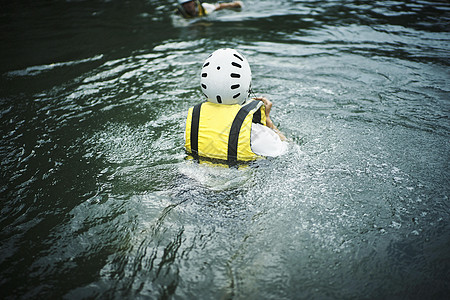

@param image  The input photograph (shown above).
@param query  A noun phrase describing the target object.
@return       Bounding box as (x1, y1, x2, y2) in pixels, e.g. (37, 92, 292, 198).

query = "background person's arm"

(215, 1, 243, 11)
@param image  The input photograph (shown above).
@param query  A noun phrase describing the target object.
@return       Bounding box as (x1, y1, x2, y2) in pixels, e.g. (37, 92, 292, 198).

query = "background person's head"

(178, 0, 197, 17)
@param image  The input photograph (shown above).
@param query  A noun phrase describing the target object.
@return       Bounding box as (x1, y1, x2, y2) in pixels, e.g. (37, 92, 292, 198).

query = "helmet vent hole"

(231, 84, 240, 89)
(216, 95, 222, 103)
(232, 62, 242, 68)
(201, 84, 207, 89)
(233, 93, 241, 99)
(230, 73, 240, 78)
(202, 73, 207, 77)
(233, 54, 243, 61)
(217, 66, 221, 70)
(203, 62, 210, 68)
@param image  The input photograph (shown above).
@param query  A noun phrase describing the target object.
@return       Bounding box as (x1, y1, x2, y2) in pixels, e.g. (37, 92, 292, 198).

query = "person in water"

(177, 0, 243, 18)
(185, 48, 287, 164)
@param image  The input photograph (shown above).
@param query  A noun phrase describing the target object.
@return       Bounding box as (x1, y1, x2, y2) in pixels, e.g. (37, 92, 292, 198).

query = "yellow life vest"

(185, 100, 267, 163)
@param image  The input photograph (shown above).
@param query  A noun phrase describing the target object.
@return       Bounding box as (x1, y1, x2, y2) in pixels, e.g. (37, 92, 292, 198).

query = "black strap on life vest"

(190, 102, 203, 158)
(252, 106, 262, 124)
(227, 100, 260, 163)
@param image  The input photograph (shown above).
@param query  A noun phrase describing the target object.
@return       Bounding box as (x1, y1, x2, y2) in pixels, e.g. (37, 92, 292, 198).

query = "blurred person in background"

(177, 0, 243, 18)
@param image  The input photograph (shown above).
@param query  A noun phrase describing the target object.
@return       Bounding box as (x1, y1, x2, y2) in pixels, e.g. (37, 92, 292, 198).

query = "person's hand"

(253, 96, 275, 129)
(253, 96, 272, 117)
(235, 1, 244, 8)
(253, 96, 287, 141)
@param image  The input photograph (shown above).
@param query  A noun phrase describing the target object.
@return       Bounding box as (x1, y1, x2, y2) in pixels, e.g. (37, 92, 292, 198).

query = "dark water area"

(1, 0, 449, 299)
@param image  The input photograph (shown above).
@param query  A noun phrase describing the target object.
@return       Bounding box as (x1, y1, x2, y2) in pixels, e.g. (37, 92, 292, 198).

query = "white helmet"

(178, 0, 192, 4)
(200, 48, 252, 105)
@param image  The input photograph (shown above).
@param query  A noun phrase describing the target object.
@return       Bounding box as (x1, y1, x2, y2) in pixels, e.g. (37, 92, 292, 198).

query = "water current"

(1, 0, 449, 299)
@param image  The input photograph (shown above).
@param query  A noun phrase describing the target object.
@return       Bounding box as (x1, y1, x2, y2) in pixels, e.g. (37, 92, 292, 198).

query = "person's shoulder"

(201, 2, 217, 13)
(251, 123, 279, 141)
(250, 123, 287, 157)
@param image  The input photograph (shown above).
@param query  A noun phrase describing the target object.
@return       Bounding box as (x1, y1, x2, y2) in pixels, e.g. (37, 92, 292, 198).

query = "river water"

(1, 0, 449, 299)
